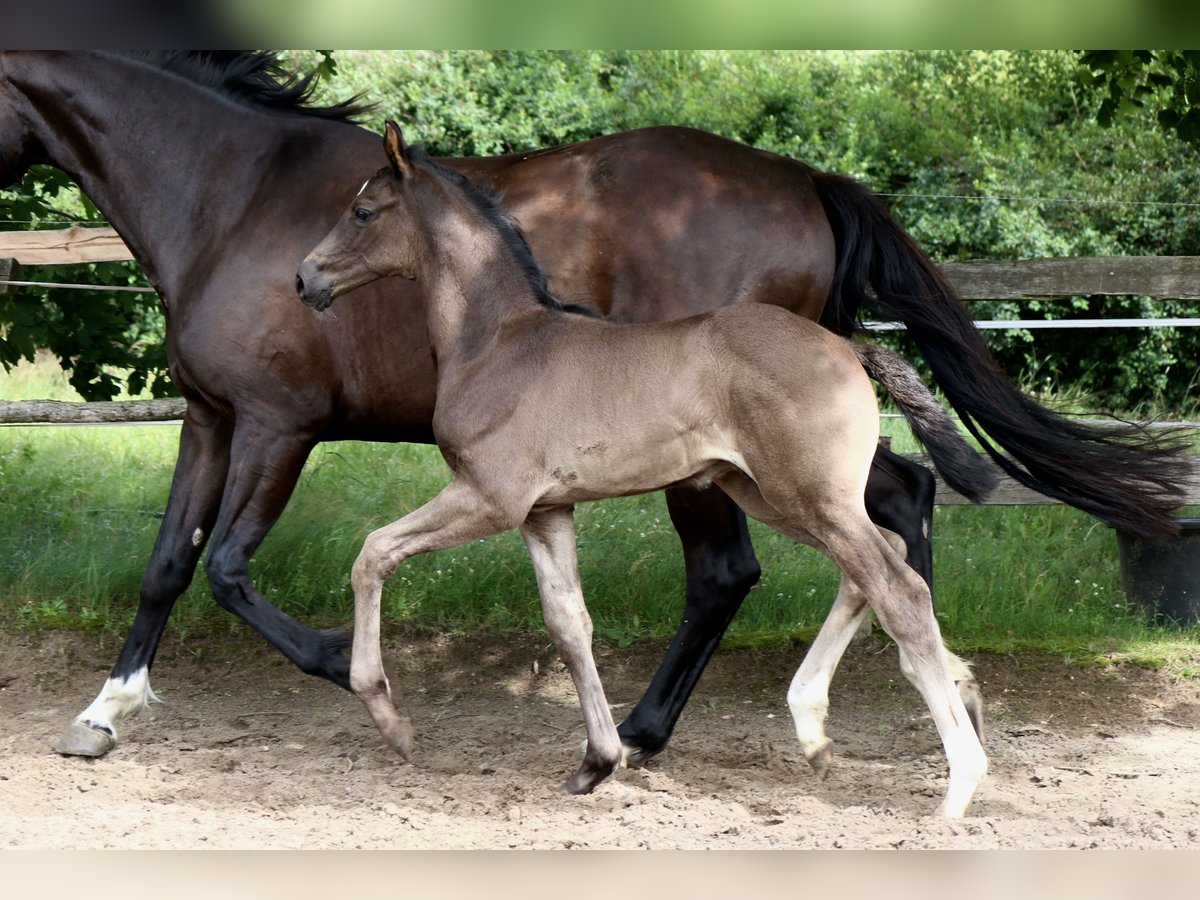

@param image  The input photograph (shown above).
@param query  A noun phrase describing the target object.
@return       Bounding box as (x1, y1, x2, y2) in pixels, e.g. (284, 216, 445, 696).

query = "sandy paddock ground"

(1, 628, 1198, 849)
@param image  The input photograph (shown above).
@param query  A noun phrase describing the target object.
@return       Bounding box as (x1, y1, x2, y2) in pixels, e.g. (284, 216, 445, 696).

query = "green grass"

(2, 356, 1198, 673)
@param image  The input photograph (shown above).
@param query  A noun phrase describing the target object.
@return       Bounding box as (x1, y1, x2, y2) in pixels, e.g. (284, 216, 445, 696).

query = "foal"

(297, 123, 992, 817)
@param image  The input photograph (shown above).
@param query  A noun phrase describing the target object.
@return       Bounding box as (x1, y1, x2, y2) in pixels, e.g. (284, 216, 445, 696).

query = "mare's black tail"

(813, 170, 1193, 539)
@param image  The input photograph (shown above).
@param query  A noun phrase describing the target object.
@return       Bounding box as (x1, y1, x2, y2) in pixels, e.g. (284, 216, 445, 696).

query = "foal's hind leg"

(785, 575, 871, 779)
(521, 507, 622, 794)
(825, 523, 988, 817)
(715, 471, 986, 812)
(785, 527, 983, 773)
(866, 451, 985, 740)
(616, 447, 935, 766)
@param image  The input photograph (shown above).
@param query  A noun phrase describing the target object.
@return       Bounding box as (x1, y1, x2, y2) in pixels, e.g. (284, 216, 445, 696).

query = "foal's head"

(296, 121, 429, 311)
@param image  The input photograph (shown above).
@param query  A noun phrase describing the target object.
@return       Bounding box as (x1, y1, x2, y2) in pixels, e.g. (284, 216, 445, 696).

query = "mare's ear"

(384, 120, 414, 180)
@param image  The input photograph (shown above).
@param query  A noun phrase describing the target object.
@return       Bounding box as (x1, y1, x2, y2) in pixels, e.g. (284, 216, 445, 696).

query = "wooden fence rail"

(3, 228, 1200, 504)
(0, 226, 133, 266)
(0, 398, 186, 425)
(941, 256, 1200, 301)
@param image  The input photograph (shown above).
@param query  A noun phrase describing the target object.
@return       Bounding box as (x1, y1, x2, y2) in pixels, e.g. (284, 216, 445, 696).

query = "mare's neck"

(7, 52, 346, 302)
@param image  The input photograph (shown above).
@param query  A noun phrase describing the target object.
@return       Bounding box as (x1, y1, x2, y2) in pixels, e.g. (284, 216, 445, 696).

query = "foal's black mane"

(125, 51, 372, 123)
(408, 145, 599, 318)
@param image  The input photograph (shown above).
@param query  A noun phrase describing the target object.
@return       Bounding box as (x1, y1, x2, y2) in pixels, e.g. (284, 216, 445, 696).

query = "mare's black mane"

(409, 145, 599, 318)
(128, 52, 591, 315)
(126, 51, 373, 123)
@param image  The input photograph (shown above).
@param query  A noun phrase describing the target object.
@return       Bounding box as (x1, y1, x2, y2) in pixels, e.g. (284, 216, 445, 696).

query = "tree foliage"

(4, 51, 1199, 410)
(1, 167, 168, 400)
(321, 50, 1200, 412)
(1080, 50, 1200, 145)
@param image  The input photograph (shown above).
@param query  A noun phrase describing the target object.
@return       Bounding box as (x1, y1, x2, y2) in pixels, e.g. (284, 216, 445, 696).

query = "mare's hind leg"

(616, 483, 760, 765)
(866, 445, 935, 591)
(521, 507, 622, 794)
(56, 404, 231, 757)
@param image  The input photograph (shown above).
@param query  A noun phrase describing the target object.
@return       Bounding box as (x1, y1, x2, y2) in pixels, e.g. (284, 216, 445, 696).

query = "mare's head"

(1, 51, 370, 193)
(296, 121, 426, 311)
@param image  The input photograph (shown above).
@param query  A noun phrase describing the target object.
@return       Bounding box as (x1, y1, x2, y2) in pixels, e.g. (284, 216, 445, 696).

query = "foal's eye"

(353, 207, 374, 223)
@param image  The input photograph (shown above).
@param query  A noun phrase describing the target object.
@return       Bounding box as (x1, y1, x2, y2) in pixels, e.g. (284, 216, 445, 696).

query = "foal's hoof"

(382, 717, 414, 760)
(54, 721, 116, 758)
(804, 738, 833, 780)
(562, 761, 618, 796)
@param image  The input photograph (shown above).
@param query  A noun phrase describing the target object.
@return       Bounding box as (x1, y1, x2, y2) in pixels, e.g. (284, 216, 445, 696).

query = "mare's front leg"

(56, 402, 231, 757)
(201, 417, 353, 684)
(520, 507, 622, 794)
(349, 480, 515, 758)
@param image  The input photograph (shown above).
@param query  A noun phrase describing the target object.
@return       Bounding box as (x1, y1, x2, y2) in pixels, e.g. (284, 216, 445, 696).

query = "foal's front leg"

(349, 480, 513, 757)
(520, 506, 622, 794)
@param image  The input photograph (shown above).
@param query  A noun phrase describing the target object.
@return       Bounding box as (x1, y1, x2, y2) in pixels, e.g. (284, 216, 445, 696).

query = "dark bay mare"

(297, 122, 995, 815)
(0, 52, 1189, 762)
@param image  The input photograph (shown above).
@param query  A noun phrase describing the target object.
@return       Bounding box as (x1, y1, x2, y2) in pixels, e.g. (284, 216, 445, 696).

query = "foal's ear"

(384, 120, 414, 180)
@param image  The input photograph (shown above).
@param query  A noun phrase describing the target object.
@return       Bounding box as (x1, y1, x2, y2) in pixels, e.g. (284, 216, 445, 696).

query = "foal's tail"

(853, 343, 1000, 504)
(813, 170, 1194, 539)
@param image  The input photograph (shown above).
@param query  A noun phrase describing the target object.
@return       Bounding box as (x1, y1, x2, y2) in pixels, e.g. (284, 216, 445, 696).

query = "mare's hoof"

(957, 680, 985, 744)
(54, 721, 116, 758)
(804, 739, 833, 780)
(382, 717, 414, 760)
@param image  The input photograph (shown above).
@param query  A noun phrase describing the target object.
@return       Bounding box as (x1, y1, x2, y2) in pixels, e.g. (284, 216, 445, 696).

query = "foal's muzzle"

(296, 259, 335, 311)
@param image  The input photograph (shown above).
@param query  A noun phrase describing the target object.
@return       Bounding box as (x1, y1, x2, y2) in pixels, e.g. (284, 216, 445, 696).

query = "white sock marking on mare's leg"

(76, 667, 159, 738)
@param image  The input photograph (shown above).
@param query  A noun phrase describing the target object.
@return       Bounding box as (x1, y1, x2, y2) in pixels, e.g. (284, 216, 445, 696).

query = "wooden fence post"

(0, 256, 16, 295)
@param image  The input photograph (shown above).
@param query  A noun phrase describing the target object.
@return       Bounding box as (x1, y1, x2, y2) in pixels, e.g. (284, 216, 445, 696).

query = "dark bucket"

(1115, 518, 1200, 627)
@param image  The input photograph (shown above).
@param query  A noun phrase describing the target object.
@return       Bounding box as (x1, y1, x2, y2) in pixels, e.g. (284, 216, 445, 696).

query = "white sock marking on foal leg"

(786, 583, 869, 773)
(75, 667, 158, 738)
(787, 685, 831, 759)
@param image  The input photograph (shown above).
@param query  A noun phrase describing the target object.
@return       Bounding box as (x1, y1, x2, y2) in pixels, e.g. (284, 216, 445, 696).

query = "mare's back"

(454, 127, 837, 322)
